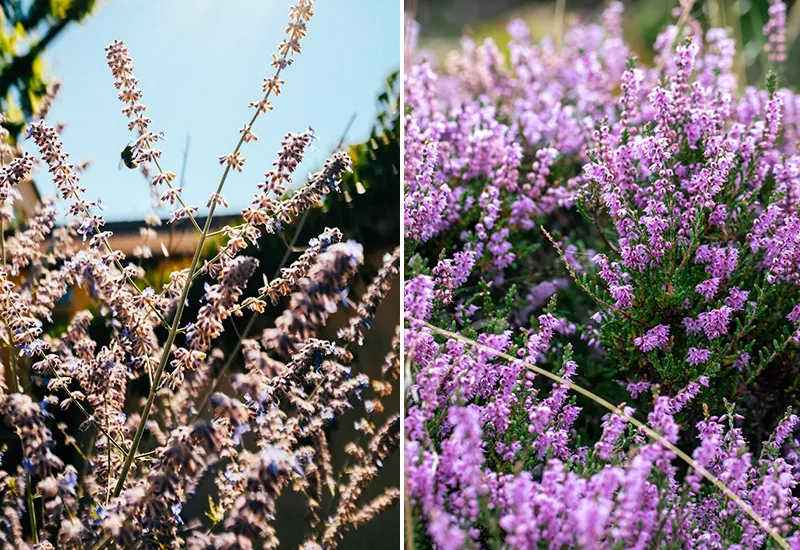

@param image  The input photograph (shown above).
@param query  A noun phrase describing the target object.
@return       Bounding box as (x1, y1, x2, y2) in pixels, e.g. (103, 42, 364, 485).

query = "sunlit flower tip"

(219, 151, 246, 172)
(206, 193, 229, 208)
(239, 125, 259, 142)
(278, 38, 303, 57)
(262, 76, 285, 95)
(169, 205, 199, 224)
(271, 54, 290, 70)
(289, 0, 314, 22)
(248, 99, 274, 113)
(160, 187, 182, 205)
(151, 171, 176, 187)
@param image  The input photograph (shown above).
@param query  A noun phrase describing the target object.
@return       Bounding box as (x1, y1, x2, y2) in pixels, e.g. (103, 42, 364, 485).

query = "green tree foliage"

(0, 0, 98, 141)
(325, 70, 400, 249)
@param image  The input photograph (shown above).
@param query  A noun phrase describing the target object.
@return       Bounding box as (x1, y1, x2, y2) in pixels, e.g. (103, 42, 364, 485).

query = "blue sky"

(27, 0, 400, 221)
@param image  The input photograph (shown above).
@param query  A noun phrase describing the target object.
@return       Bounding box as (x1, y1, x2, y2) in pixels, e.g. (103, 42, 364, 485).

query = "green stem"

(189, 109, 357, 422)
(26, 481, 37, 544)
(0, 218, 18, 392)
(111, 187, 219, 497)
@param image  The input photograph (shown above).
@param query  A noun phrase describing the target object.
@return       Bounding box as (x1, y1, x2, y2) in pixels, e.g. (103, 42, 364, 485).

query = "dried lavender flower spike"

(0, 0, 400, 547)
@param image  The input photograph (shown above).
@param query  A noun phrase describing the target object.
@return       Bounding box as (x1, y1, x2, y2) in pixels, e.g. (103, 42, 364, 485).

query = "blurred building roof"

(104, 214, 242, 257)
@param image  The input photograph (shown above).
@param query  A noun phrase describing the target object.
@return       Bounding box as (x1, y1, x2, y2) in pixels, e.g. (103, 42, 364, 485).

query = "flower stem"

(191, 208, 310, 422)
(26, 481, 37, 544)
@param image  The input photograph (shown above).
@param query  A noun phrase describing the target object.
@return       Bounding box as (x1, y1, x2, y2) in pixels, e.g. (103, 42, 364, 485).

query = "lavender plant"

(0, 1, 400, 548)
(405, 2, 800, 548)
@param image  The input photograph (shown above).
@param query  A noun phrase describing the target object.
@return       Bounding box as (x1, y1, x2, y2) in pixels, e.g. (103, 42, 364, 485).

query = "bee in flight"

(119, 144, 139, 169)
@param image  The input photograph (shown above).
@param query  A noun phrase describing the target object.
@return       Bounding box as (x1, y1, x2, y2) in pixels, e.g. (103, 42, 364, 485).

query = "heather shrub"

(406, 313, 800, 548)
(405, 3, 800, 405)
(0, 1, 400, 548)
(572, 42, 800, 408)
(405, 2, 800, 548)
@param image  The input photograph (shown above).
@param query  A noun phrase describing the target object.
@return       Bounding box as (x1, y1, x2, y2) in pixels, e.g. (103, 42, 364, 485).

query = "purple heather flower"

(633, 324, 670, 352)
(725, 287, 750, 311)
(733, 351, 752, 371)
(764, 0, 788, 65)
(432, 250, 476, 305)
(695, 277, 721, 301)
(686, 347, 712, 366)
(765, 412, 799, 452)
(697, 306, 733, 340)
(402, 7, 800, 548)
(404, 275, 435, 322)
(787, 304, 800, 324)
(427, 510, 467, 550)
(626, 380, 652, 399)
(595, 406, 635, 460)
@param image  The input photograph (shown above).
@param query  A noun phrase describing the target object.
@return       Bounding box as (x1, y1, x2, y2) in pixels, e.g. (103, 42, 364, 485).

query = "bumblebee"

(119, 144, 139, 169)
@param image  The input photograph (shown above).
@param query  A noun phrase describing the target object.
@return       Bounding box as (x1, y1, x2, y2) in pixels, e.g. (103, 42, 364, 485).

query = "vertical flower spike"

(339, 247, 400, 345)
(0, 152, 34, 204)
(107, 0, 325, 509)
(105, 40, 159, 163)
(764, 0, 788, 66)
(105, 39, 198, 224)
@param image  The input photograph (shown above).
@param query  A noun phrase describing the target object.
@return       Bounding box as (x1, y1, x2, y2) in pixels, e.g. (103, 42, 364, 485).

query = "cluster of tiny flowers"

(0, 1, 399, 548)
(406, 2, 800, 548)
(105, 38, 173, 193)
(633, 324, 670, 352)
(339, 248, 400, 345)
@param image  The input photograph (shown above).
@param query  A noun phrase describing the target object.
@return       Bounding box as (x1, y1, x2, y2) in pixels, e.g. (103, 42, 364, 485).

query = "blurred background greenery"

(411, 0, 799, 89)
